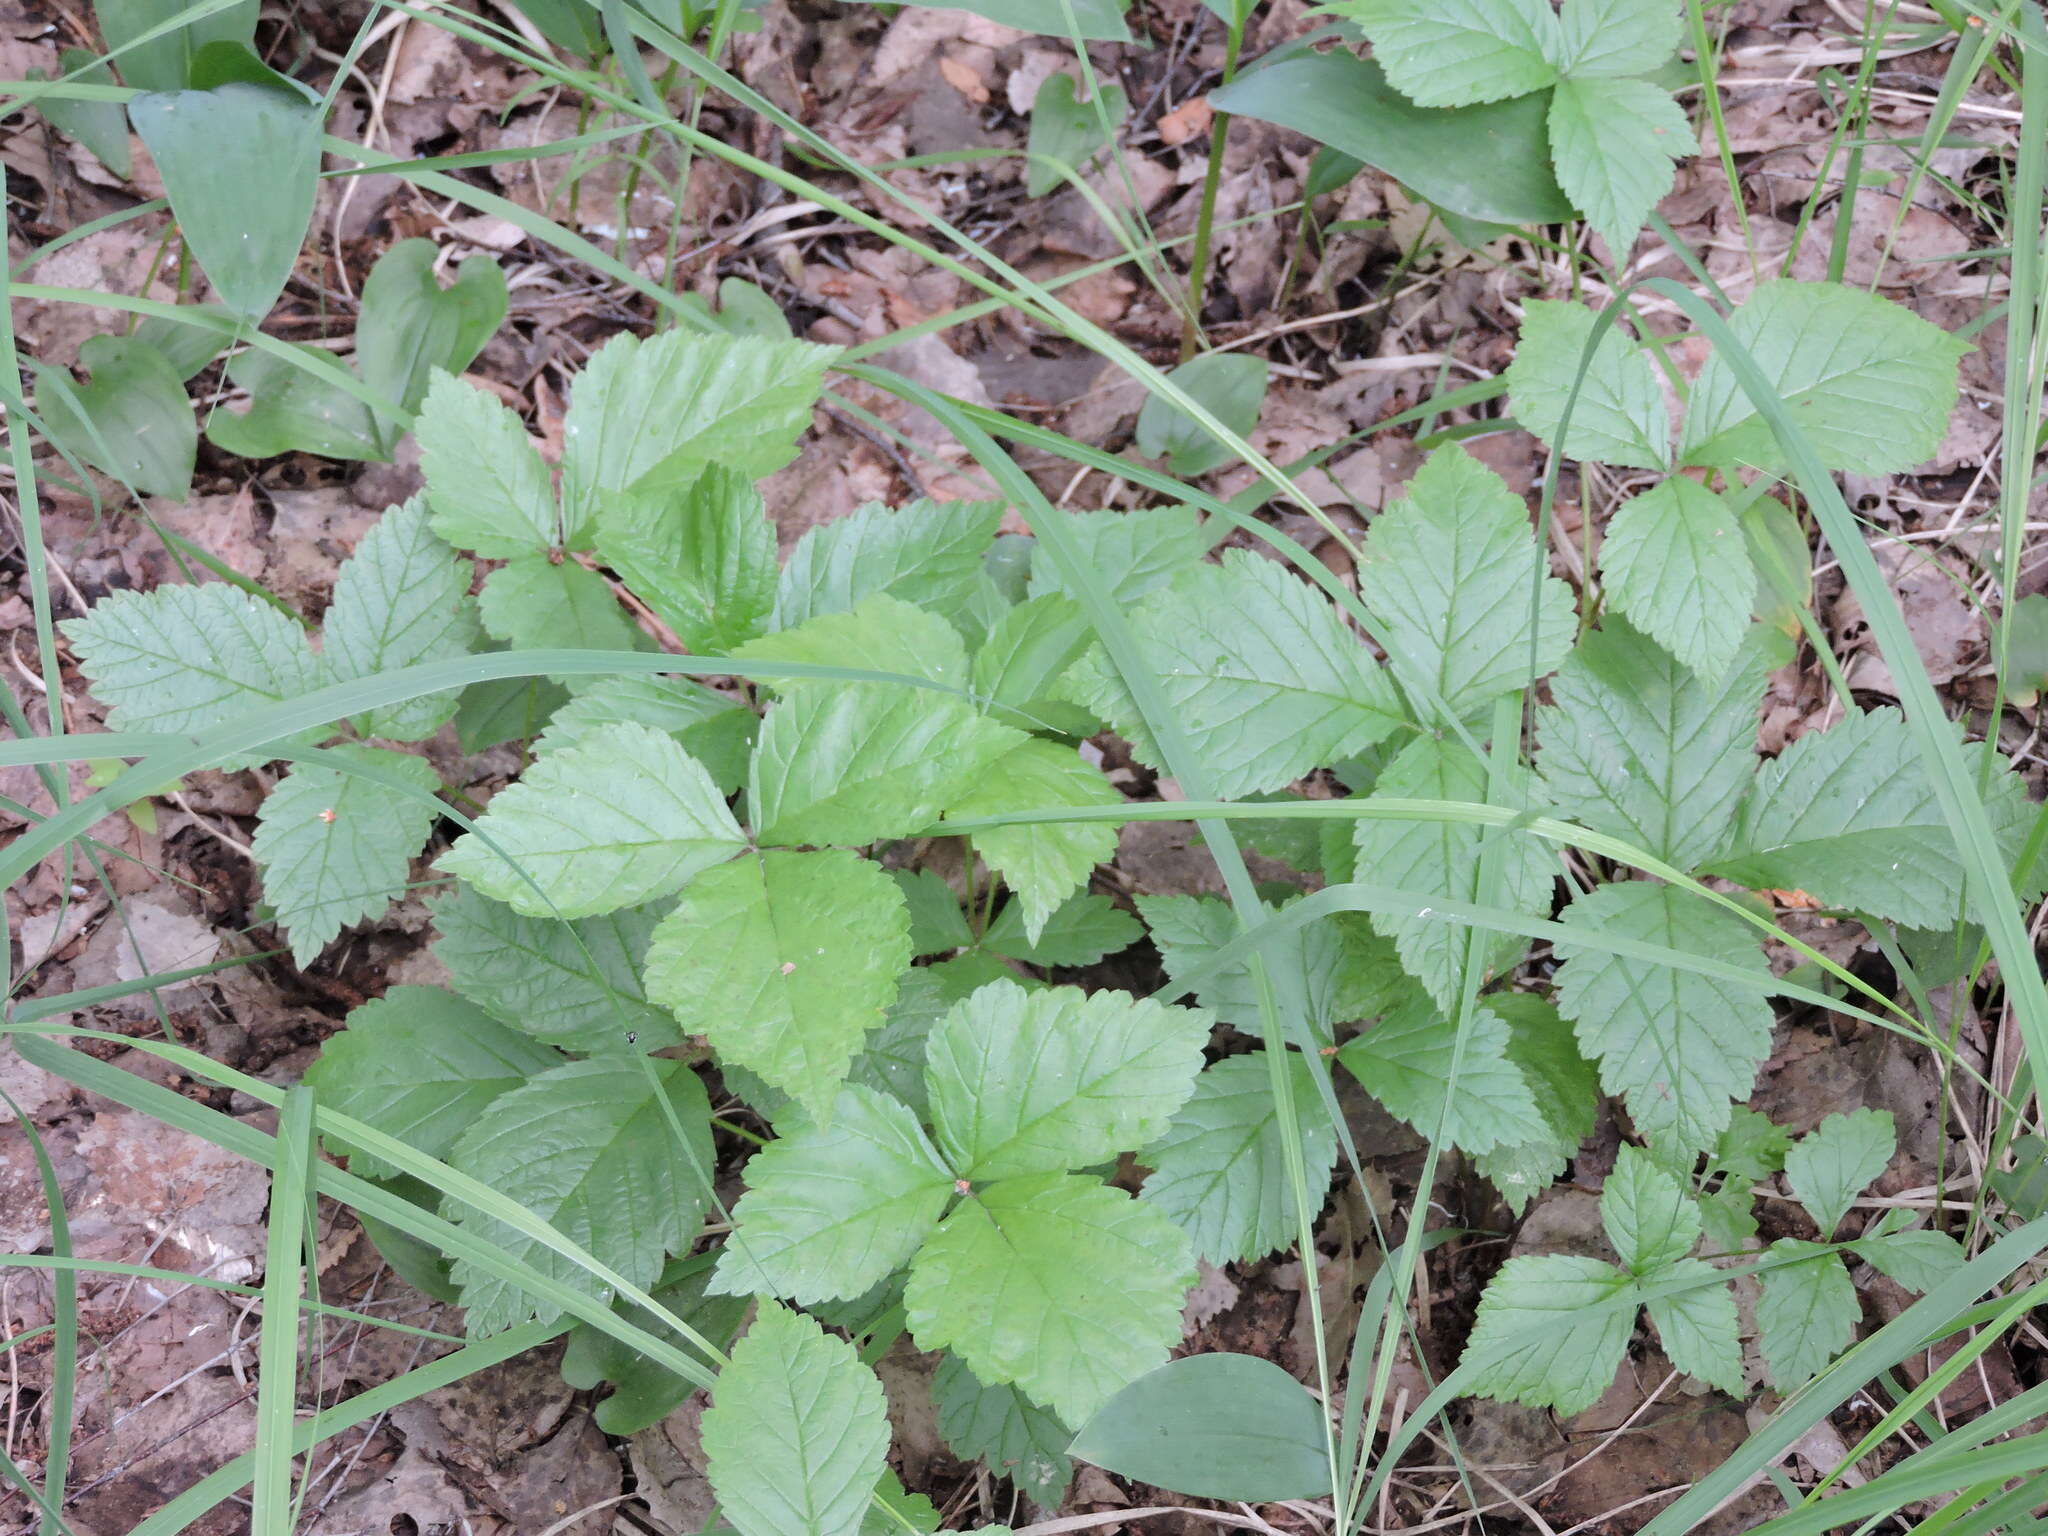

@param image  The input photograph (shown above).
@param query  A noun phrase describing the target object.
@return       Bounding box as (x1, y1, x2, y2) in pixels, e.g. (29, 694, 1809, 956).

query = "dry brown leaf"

(1156, 96, 1214, 146)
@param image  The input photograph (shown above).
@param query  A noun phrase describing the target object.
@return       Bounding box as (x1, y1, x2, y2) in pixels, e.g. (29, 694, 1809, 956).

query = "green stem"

(1180, 17, 1244, 362)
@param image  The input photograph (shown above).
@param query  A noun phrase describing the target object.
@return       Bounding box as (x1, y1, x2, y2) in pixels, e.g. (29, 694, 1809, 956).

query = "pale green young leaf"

(1643, 1260, 1744, 1395)
(1784, 1108, 1894, 1237)
(1026, 506, 1215, 605)
(33, 334, 196, 497)
(440, 722, 745, 917)
(1680, 281, 1968, 474)
(415, 370, 557, 557)
(431, 886, 678, 1052)
(701, 1302, 891, 1536)
(477, 556, 649, 659)
(1601, 1145, 1702, 1273)
(444, 1057, 715, 1335)
(774, 500, 1006, 635)
(1139, 1051, 1340, 1265)
(594, 467, 776, 652)
(1472, 993, 1600, 1213)
(1598, 481, 1755, 681)
(1553, 881, 1775, 1154)
(1061, 549, 1401, 800)
(736, 592, 968, 694)
(61, 582, 321, 766)
(1535, 621, 1765, 869)
(1355, 445, 1575, 719)
(645, 849, 912, 1121)
(251, 744, 441, 964)
(711, 1085, 953, 1303)
(1756, 1240, 1857, 1391)
(533, 675, 754, 793)
(1714, 1106, 1793, 1180)
(1352, 735, 1556, 1007)
(1026, 72, 1127, 198)
(905, 1173, 1196, 1424)
(971, 594, 1097, 735)
(1320, 0, 1561, 107)
(322, 497, 480, 741)
(926, 981, 1209, 1181)
(948, 740, 1121, 941)
(1854, 1228, 1964, 1293)
(1547, 76, 1692, 258)
(751, 685, 1023, 848)
(301, 986, 563, 1181)
(1459, 1254, 1633, 1416)
(1337, 991, 1549, 1154)
(931, 1353, 1072, 1509)
(1555, 0, 1681, 76)
(1134, 354, 1267, 477)
(1504, 299, 1667, 470)
(982, 891, 1143, 968)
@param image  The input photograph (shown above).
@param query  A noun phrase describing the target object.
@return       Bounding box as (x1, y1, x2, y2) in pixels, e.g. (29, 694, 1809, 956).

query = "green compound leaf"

(61, 582, 321, 767)
(926, 981, 1209, 1181)
(1756, 1240, 1857, 1391)
(1352, 735, 1556, 1007)
(431, 886, 678, 1053)
(1643, 1260, 1744, 1396)
(251, 744, 441, 965)
(737, 593, 968, 694)
(1337, 990, 1549, 1155)
(301, 986, 564, 1182)
(33, 334, 196, 498)
(1026, 506, 1215, 606)
(1784, 1108, 1895, 1238)
(750, 685, 1023, 848)
(1355, 445, 1575, 720)
(534, 675, 754, 794)
(322, 497, 479, 742)
(477, 555, 649, 659)
(931, 1352, 1072, 1508)
(441, 721, 744, 918)
(1535, 621, 1765, 870)
(712, 1084, 953, 1304)
(355, 240, 506, 436)
(1598, 481, 1756, 683)
(415, 370, 557, 557)
(1679, 281, 1969, 475)
(981, 892, 1143, 968)
(204, 343, 383, 461)
(1139, 1051, 1340, 1266)
(444, 1057, 715, 1336)
(948, 740, 1121, 941)
(1061, 548, 1401, 800)
(1134, 353, 1268, 478)
(1553, 881, 1775, 1155)
(1472, 993, 1600, 1214)
(1546, 75, 1691, 259)
(1321, 0, 1560, 108)
(1601, 1144, 1702, 1274)
(645, 849, 912, 1122)
(1504, 299, 1667, 471)
(905, 1172, 1196, 1424)
(774, 500, 1005, 635)
(1026, 72, 1127, 198)
(595, 467, 777, 653)
(1459, 1253, 1633, 1416)
(701, 1302, 891, 1536)
(1555, 0, 1681, 76)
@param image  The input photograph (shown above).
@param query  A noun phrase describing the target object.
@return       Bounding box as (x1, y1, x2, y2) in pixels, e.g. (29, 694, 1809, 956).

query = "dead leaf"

(1157, 97, 1213, 147)
(938, 55, 990, 105)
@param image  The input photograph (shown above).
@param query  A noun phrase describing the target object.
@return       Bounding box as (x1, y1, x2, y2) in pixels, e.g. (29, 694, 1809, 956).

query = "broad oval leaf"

(32, 334, 196, 498)
(204, 344, 384, 462)
(355, 239, 507, 434)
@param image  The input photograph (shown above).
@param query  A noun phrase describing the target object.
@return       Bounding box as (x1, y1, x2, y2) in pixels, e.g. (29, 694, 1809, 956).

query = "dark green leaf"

(1069, 1353, 1331, 1500)
(32, 334, 195, 498)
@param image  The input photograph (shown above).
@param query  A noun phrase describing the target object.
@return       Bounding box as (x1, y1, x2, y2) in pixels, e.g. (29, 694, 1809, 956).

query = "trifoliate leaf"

(532, 675, 754, 793)
(905, 1173, 1196, 1424)
(322, 497, 479, 741)
(1756, 1240, 1857, 1391)
(1139, 1051, 1339, 1265)
(1854, 1228, 1964, 1293)
(702, 1302, 890, 1536)
(251, 744, 441, 964)
(61, 583, 321, 766)
(949, 740, 1121, 941)
(1060, 549, 1400, 800)
(645, 849, 911, 1121)
(1598, 480, 1755, 682)
(1472, 992, 1600, 1212)
(1553, 881, 1775, 1154)
(737, 592, 968, 694)
(1547, 76, 1692, 259)
(1354, 445, 1575, 720)
(440, 722, 744, 918)
(1505, 299, 1666, 470)
(1555, 0, 1681, 75)
(1027, 506, 1214, 605)
(1459, 1254, 1633, 1416)
(477, 555, 648, 659)
(430, 886, 677, 1052)
(1601, 1145, 1702, 1273)
(711, 1084, 953, 1304)
(1784, 1107, 1894, 1237)
(970, 594, 1097, 735)
(774, 500, 1004, 634)
(594, 466, 776, 652)
(925, 981, 1209, 1181)
(1337, 991, 1549, 1155)
(1536, 621, 1764, 869)
(414, 370, 556, 557)
(931, 1352, 1072, 1509)
(1680, 281, 1969, 475)
(1321, 0, 1560, 107)
(981, 892, 1142, 968)
(1134, 354, 1268, 477)
(444, 1057, 715, 1335)
(750, 685, 1023, 848)
(302, 985, 564, 1181)
(1642, 1260, 1743, 1395)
